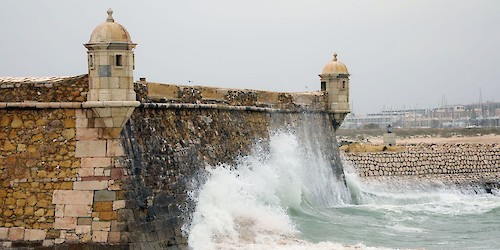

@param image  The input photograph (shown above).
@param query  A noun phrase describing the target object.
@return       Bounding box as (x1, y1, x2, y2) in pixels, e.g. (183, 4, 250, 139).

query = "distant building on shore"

(342, 102, 500, 129)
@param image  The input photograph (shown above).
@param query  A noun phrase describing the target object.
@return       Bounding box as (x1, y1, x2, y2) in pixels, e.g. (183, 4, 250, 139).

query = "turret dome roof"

(88, 9, 132, 44)
(321, 53, 349, 75)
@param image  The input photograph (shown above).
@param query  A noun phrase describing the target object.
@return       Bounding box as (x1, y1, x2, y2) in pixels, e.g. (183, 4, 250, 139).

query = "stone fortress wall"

(0, 75, 127, 248)
(139, 79, 329, 111)
(343, 143, 500, 185)
(0, 75, 341, 248)
(1, 76, 499, 248)
(118, 79, 342, 249)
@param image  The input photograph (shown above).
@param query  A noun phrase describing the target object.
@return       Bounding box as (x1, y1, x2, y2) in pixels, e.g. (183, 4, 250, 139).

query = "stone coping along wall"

(136, 80, 330, 112)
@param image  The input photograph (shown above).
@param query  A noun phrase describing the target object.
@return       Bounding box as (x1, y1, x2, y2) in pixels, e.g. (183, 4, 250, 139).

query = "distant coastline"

(337, 127, 500, 145)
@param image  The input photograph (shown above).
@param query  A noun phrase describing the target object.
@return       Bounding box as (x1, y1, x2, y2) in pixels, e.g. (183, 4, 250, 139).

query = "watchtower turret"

(319, 53, 350, 112)
(83, 9, 139, 137)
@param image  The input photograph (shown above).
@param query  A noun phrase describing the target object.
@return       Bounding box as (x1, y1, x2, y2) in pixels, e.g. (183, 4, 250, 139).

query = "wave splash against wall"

(187, 132, 500, 250)
(187, 131, 352, 250)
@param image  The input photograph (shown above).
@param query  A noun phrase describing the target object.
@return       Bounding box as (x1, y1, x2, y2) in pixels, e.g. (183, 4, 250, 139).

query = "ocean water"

(187, 131, 500, 250)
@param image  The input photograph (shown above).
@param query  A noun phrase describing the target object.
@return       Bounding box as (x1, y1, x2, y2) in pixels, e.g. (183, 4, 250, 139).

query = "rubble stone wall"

(0, 75, 88, 103)
(0, 109, 79, 246)
(343, 144, 500, 184)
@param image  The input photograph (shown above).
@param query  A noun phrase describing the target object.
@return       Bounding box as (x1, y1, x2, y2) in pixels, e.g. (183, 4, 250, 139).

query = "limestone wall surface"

(0, 109, 79, 246)
(343, 144, 500, 184)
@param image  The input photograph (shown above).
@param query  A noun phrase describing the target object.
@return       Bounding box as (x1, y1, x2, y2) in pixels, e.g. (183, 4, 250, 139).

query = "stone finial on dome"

(333, 53, 338, 61)
(86, 8, 133, 44)
(106, 8, 114, 22)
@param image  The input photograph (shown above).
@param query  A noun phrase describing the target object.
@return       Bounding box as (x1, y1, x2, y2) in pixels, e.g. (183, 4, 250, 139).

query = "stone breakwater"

(343, 143, 500, 185)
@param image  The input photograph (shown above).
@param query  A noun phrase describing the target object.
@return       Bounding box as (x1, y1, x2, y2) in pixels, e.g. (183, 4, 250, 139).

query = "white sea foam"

(188, 132, 301, 249)
(344, 162, 500, 216)
(187, 131, 500, 250)
(187, 132, 367, 250)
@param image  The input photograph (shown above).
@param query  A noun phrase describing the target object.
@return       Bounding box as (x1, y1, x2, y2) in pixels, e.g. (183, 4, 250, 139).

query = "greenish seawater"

(293, 171, 500, 249)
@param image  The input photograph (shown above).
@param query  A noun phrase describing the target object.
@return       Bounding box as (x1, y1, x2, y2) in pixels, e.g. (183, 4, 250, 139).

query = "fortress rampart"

(343, 144, 500, 185)
(0, 76, 343, 248)
(0, 9, 352, 249)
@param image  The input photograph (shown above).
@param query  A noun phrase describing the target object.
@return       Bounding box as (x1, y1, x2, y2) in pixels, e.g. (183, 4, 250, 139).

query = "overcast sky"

(1, 1, 499, 114)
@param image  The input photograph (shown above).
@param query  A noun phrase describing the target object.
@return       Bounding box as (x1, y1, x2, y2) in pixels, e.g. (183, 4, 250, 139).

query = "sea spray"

(294, 161, 500, 249)
(187, 130, 357, 249)
(187, 130, 500, 249)
(188, 132, 298, 249)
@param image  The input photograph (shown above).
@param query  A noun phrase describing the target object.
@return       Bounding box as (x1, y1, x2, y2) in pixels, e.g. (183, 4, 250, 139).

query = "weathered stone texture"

(135, 81, 329, 111)
(121, 107, 342, 248)
(0, 75, 88, 102)
(344, 143, 500, 184)
(0, 109, 78, 230)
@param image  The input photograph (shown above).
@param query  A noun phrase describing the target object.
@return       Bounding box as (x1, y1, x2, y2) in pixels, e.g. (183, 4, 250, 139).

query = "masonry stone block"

(94, 190, 116, 201)
(94, 201, 113, 212)
(92, 221, 111, 231)
(42, 239, 54, 247)
(93, 168, 105, 176)
(55, 204, 64, 217)
(46, 229, 60, 240)
(107, 139, 125, 157)
(8, 227, 25, 241)
(77, 217, 93, 225)
(113, 200, 126, 210)
(24, 229, 47, 241)
(76, 118, 89, 128)
(111, 89, 128, 101)
(78, 168, 95, 177)
(92, 231, 109, 243)
(99, 211, 118, 220)
(54, 238, 65, 244)
(109, 78, 119, 89)
(75, 140, 107, 158)
(81, 157, 112, 168)
(76, 128, 99, 140)
(64, 204, 92, 217)
(0, 228, 8, 240)
(73, 181, 108, 190)
(53, 190, 94, 205)
(110, 168, 125, 180)
(54, 217, 77, 230)
(76, 225, 92, 235)
(75, 109, 86, 118)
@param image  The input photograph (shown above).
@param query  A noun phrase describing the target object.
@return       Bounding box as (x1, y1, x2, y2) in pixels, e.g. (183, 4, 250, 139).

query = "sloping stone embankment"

(343, 144, 500, 185)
